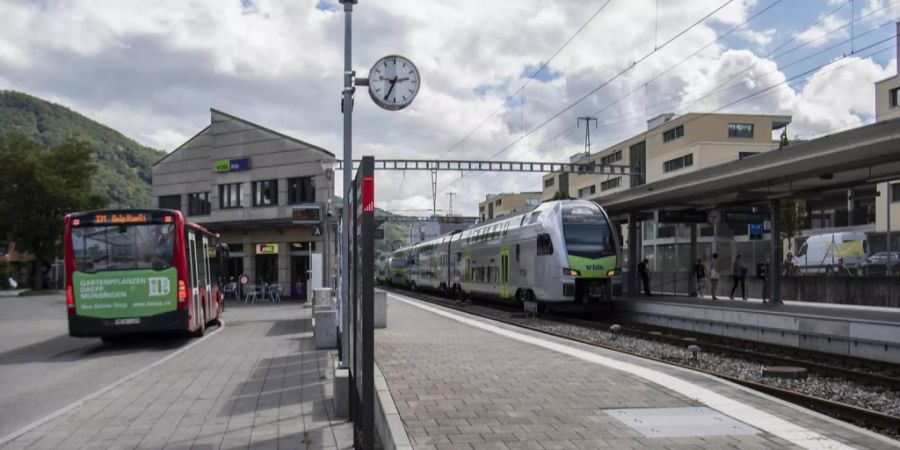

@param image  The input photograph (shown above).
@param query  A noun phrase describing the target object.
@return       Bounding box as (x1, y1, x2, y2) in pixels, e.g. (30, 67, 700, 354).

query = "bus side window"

(537, 233, 553, 255)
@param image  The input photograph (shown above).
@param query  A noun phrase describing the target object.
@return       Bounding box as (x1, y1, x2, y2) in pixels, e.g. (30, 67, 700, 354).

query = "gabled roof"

(154, 108, 335, 166)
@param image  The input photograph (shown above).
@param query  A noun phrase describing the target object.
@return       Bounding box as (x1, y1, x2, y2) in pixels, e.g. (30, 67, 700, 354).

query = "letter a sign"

(362, 176, 374, 214)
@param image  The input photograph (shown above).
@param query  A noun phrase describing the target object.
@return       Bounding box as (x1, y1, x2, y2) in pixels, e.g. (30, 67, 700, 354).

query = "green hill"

(0, 91, 164, 208)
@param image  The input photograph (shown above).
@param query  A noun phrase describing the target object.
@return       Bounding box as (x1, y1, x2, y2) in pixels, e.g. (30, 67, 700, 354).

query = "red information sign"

(362, 176, 374, 214)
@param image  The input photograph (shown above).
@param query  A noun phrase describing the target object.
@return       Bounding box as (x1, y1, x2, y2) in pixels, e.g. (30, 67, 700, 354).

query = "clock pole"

(339, 0, 354, 377)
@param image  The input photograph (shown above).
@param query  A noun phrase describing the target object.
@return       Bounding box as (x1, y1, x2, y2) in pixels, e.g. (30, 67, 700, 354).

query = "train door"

(500, 246, 510, 300)
(464, 252, 472, 294)
(187, 231, 200, 330)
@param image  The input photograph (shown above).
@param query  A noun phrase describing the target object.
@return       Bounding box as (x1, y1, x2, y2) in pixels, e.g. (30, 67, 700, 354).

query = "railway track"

(382, 287, 900, 437)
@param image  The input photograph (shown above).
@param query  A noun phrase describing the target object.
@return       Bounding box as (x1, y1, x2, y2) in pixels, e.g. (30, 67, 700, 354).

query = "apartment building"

(874, 23, 900, 232)
(542, 112, 791, 202)
(478, 192, 542, 220)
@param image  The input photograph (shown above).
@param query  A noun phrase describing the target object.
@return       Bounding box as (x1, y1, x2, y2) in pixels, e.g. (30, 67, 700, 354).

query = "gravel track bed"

(445, 301, 900, 438)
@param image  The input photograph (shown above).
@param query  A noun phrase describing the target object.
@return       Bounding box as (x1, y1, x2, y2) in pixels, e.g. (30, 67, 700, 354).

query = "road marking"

(0, 321, 226, 447)
(390, 294, 871, 450)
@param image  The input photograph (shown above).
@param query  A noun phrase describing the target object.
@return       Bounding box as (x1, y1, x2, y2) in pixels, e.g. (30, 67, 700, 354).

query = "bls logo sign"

(148, 277, 171, 297)
(585, 264, 602, 271)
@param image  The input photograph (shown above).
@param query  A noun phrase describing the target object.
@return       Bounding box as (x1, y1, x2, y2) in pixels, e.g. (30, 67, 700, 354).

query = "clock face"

(368, 55, 420, 111)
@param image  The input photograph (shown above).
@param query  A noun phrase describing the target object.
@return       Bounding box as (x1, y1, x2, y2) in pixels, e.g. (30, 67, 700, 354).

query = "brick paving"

(375, 295, 898, 450)
(2, 303, 352, 450)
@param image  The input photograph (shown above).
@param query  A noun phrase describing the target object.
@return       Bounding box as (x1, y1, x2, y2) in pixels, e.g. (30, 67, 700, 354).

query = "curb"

(374, 363, 412, 450)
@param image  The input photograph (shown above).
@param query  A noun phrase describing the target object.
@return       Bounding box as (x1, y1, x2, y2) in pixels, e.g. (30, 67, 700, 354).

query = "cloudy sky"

(1, 0, 899, 216)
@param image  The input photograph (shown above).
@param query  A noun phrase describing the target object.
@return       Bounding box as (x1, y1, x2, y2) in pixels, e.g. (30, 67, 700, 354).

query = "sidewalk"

(1, 303, 353, 450)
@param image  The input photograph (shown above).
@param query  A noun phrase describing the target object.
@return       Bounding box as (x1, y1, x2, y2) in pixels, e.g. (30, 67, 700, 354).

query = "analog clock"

(367, 55, 420, 111)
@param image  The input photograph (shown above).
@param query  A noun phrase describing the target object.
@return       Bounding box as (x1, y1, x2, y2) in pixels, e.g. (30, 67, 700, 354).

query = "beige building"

(874, 25, 900, 232)
(478, 192, 542, 220)
(152, 109, 336, 299)
(543, 112, 791, 202)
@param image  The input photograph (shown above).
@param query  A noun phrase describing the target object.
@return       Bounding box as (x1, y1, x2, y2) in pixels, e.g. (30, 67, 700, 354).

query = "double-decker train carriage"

(388, 200, 621, 308)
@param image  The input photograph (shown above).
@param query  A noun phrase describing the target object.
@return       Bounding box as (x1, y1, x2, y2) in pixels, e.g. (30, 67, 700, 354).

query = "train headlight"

(563, 268, 581, 277)
(607, 269, 618, 277)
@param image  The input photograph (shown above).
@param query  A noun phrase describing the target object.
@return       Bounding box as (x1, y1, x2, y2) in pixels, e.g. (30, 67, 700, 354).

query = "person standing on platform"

(638, 258, 652, 297)
(694, 258, 707, 298)
(710, 253, 720, 300)
(730, 254, 747, 300)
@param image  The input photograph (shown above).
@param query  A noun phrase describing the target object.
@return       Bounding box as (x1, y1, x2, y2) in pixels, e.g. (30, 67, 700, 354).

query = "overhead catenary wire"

(520, 0, 896, 162)
(438, 0, 613, 158)
(524, 0, 858, 159)
(440, 0, 737, 193)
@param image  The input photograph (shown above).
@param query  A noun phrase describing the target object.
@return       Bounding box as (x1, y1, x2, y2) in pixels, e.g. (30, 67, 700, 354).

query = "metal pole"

(888, 183, 893, 275)
(770, 198, 782, 303)
(339, 0, 354, 369)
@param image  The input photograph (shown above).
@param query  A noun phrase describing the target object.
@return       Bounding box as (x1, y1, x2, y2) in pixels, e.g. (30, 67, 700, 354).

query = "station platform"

(612, 295, 900, 364)
(376, 291, 898, 450)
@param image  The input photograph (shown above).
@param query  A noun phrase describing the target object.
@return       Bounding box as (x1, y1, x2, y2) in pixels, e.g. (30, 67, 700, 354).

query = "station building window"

(159, 194, 181, 211)
(288, 177, 315, 204)
(891, 87, 900, 108)
(187, 192, 210, 215)
(601, 177, 622, 191)
(728, 123, 754, 138)
(600, 150, 622, 165)
(578, 185, 596, 198)
(219, 183, 241, 209)
(252, 179, 278, 207)
(663, 154, 693, 173)
(544, 178, 554, 188)
(663, 125, 684, 143)
(892, 183, 900, 202)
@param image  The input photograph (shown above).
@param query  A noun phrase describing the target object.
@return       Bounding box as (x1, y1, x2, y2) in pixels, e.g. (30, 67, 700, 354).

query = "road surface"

(0, 291, 199, 439)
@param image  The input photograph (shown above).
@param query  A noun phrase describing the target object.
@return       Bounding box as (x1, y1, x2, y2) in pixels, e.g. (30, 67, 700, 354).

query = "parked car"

(867, 251, 900, 265)
(794, 232, 868, 274)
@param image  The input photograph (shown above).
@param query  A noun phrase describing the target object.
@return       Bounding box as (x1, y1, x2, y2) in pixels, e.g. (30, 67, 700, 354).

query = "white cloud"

(793, 14, 848, 48)
(0, 0, 889, 217)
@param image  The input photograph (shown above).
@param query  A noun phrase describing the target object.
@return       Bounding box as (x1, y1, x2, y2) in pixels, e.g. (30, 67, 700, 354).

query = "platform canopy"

(598, 117, 900, 218)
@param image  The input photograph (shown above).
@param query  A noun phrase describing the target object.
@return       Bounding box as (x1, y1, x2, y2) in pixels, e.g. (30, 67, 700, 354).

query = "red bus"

(64, 209, 226, 341)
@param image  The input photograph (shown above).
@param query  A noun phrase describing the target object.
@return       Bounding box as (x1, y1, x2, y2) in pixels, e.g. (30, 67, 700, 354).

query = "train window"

(537, 233, 554, 255)
(457, 253, 462, 262)
(516, 244, 520, 261)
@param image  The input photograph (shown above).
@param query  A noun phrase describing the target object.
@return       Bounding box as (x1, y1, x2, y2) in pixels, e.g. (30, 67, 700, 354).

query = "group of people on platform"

(636, 253, 774, 302)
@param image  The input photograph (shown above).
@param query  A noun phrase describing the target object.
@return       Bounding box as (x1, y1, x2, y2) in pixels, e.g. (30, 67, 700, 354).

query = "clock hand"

(384, 76, 398, 101)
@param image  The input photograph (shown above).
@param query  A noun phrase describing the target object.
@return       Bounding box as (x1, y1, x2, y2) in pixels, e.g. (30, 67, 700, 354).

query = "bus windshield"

(562, 207, 614, 259)
(71, 224, 175, 272)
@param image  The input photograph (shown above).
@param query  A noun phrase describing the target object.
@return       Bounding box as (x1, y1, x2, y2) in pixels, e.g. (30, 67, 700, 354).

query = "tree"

(780, 198, 806, 253)
(551, 190, 567, 200)
(0, 133, 107, 290)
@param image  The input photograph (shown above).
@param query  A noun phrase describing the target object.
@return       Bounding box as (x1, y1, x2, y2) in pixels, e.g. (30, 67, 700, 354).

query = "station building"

(151, 109, 337, 298)
(477, 192, 541, 220)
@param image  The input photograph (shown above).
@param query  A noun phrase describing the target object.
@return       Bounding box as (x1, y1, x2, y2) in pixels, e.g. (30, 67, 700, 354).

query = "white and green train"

(387, 200, 622, 307)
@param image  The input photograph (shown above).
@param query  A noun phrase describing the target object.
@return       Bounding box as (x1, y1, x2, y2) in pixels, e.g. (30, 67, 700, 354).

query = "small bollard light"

(688, 344, 701, 361)
(610, 324, 622, 340)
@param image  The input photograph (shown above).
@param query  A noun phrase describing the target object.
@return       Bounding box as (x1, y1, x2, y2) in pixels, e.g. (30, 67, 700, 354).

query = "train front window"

(562, 208, 614, 259)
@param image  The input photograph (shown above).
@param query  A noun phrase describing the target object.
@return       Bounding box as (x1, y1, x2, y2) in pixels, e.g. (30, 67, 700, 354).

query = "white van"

(794, 232, 868, 273)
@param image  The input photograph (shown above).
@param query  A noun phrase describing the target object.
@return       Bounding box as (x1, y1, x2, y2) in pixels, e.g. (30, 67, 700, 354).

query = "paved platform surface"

(376, 292, 899, 450)
(1, 303, 352, 450)
(617, 294, 900, 324)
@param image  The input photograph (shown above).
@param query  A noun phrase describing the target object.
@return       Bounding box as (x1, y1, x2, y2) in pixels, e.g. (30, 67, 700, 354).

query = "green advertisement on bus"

(72, 268, 178, 319)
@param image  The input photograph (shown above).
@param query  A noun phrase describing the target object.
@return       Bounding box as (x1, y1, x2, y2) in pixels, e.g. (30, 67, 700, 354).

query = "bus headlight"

(563, 268, 581, 277)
